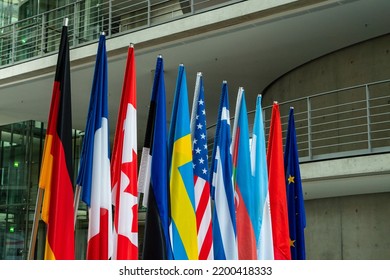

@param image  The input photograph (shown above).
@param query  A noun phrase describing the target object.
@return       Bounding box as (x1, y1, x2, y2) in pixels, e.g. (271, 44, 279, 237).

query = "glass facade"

(0, 0, 19, 27)
(0, 0, 80, 27)
(0, 0, 238, 67)
(0, 0, 101, 65)
(0, 120, 86, 260)
(0, 121, 39, 259)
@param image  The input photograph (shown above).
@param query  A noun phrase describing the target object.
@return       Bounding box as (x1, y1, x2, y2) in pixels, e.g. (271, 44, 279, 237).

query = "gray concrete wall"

(263, 34, 390, 260)
(305, 192, 390, 259)
(262, 34, 390, 103)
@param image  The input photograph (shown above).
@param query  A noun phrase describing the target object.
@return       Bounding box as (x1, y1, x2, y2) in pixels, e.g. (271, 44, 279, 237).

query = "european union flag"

(284, 107, 306, 260)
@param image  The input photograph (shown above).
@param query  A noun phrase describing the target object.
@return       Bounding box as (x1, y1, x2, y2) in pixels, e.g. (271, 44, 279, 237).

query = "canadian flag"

(111, 45, 138, 259)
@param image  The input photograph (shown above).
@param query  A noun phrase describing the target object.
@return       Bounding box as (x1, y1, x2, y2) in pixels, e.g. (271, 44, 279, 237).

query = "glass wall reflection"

(0, 120, 85, 259)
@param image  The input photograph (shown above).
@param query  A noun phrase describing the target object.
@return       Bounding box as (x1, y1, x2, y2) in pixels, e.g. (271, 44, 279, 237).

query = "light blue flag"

(250, 95, 274, 260)
(232, 88, 257, 259)
(209, 81, 238, 260)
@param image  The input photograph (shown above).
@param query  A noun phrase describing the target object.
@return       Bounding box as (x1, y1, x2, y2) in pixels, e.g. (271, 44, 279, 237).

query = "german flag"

(39, 19, 74, 260)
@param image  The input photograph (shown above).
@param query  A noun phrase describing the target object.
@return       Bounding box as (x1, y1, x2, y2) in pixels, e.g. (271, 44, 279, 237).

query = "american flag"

(190, 73, 213, 260)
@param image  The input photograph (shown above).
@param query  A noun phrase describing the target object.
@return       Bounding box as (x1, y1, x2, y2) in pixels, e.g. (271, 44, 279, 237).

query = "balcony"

(262, 79, 390, 162)
(0, 0, 244, 67)
(206, 79, 390, 164)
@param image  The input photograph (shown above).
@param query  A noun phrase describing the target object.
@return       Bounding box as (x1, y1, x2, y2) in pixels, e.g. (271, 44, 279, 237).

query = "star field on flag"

(193, 98, 208, 181)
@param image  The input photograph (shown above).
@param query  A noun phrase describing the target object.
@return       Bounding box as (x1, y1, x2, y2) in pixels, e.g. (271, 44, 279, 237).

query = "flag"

(76, 34, 112, 260)
(250, 95, 274, 260)
(232, 87, 257, 260)
(38, 20, 74, 260)
(267, 102, 291, 260)
(284, 107, 306, 259)
(190, 72, 213, 260)
(168, 64, 198, 260)
(141, 56, 173, 260)
(209, 81, 238, 260)
(111, 44, 138, 260)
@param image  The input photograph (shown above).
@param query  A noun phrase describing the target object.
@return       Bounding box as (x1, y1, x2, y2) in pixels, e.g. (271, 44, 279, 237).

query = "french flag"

(76, 34, 112, 260)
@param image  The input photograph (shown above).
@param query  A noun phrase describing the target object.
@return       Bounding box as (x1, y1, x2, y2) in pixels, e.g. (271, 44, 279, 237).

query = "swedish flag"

(168, 64, 198, 260)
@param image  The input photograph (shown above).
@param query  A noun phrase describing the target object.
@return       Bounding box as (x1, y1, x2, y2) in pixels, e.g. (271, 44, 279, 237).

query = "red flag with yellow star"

(266, 102, 291, 260)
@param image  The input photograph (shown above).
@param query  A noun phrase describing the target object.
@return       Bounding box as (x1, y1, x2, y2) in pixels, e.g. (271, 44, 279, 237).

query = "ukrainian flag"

(168, 64, 198, 260)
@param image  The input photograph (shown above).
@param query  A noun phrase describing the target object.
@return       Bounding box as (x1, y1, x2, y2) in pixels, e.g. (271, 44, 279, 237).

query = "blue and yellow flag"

(168, 64, 198, 260)
(284, 107, 306, 259)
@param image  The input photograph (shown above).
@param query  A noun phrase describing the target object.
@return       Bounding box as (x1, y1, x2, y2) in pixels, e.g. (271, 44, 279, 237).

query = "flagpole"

(28, 16, 70, 260)
(27, 188, 44, 259)
(73, 185, 81, 226)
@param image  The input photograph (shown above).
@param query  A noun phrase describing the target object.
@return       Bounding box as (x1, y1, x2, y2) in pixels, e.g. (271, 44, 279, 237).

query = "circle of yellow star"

(288, 175, 295, 184)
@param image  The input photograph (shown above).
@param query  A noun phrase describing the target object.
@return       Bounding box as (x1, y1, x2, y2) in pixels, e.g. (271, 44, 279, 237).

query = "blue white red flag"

(76, 34, 112, 260)
(209, 81, 238, 260)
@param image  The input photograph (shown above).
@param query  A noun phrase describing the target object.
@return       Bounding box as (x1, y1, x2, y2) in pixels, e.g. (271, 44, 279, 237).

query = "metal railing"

(0, 0, 243, 67)
(207, 79, 390, 163)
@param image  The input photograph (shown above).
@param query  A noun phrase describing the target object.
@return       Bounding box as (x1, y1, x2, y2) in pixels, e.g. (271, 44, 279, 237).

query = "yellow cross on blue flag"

(168, 64, 198, 260)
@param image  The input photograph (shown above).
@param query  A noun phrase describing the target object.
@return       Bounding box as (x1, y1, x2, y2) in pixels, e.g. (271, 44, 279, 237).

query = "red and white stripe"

(194, 176, 213, 260)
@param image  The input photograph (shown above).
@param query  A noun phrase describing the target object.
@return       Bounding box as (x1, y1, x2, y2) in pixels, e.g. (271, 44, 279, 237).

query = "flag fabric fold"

(209, 82, 238, 260)
(190, 72, 213, 260)
(111, 44, 138, 260)
(232, 87, 257, 260)
(267, 102, 291, 260)
(39, 22, 74, 260)
(141, 56, 173, 260)
(168, 64, 198, 260)
(76, 34, 112, 260)
(250, 95, 274, 260)
(284, 107, 306, 260)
